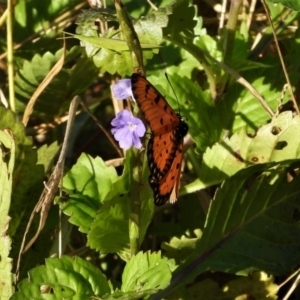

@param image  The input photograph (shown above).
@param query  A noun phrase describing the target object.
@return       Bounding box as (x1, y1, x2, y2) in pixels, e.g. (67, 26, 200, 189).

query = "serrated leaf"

(61, 153, 118, 233)
(186, 111, 300, 192)
(87, 149, 154, 261)
(76, 6, 171, 76)
(164, 0, 199, 39)
(88, 193, 132, 259)
(11, 256, 111, 300)
(0, 108, 48, 279)
(169, 161, 300, 294)
(0, 130, 15, 300)
(15, 46, 99, 120)
(122, 251, 174, 292)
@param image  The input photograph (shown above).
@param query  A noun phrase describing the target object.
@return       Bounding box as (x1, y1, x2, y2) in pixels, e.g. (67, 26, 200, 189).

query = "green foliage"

(61, 153, 119, 233)
(271, 0, 300, 10)
(2, 0, 300, 299)
(75, 6, 171, 76)
(15, 47, 99, 121)
(11, 253, 174, 299)
(0, 130, 15, 300)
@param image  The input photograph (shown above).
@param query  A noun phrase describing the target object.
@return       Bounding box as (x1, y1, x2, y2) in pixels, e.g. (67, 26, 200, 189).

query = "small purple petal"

(132, 132, 142, 149)
(112, 79, 135, 101)
(134, 120, 146, 137)
(111, 110, 146, 150)
(111, 109, 131, 126)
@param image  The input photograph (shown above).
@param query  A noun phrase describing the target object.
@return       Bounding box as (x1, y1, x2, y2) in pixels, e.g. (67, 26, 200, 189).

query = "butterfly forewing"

(131, 73, 180, 135)
(131, 73, 188, 205)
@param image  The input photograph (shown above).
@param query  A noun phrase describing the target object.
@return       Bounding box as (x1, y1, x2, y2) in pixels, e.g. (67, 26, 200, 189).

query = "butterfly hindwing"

(131, 73, 188, 205)
(149, 141, 184, 205)
(147, 131, 178, 178)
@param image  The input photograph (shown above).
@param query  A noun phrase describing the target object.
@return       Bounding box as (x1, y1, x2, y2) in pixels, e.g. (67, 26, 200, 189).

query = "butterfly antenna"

(158, 52, 181, 113)
(164, 72, 181, 114)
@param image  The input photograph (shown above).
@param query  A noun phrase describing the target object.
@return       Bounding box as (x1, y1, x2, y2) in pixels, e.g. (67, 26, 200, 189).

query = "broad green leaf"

(61, 153, 118, 233)
(167, 161, 300, 296)
(185, 111, 300, 192)
(269, 0, 300, 11)
(11, 256, 112, 300)
(87, 149, 154, 261)
(76, 5, 171, 76)
(88, 193, 132, 259)
(71, 34, 161, 51)
(122, 251, 174, 292)
(0, 130, 15, 300)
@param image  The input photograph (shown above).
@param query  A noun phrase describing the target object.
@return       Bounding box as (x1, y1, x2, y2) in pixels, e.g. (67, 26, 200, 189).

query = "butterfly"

(131, 73, 188, 206)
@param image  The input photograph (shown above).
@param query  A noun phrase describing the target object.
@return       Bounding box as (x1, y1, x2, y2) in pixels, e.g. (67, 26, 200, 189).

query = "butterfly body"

(131, 73, 188, 205)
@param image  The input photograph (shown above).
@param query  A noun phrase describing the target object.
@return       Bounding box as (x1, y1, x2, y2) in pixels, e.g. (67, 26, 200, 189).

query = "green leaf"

(185, 111, 300, 192)
(122, 251, 174, 292)
(161, 229, 202, 262)
(76, 5, 171, 76)
(11, 256, 112, 300)
(37, 141, 60, 173)
(0, 108, 48, 279)
(15, 46, 99, 120)
(61, 153, 118, 233)
(71, 34, 161, 51)
(169, 161, 300, 294)
(0, 130, 15, 300)
(88, 193, 132, 259)
(87, 149, 154, 261)
(270, 0, 300, 10)
(164, 0, 199, 39)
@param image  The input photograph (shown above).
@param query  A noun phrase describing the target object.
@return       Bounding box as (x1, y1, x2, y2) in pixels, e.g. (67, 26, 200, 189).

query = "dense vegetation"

(1, 0, 300, 299)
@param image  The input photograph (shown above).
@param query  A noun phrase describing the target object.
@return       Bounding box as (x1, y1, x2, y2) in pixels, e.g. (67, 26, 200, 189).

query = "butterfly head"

(176, 114, 189, 140)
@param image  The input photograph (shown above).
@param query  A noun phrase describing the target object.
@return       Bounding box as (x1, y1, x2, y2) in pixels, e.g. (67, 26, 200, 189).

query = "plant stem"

(223, 0, 243, 64)
(7, 0, 15, 112)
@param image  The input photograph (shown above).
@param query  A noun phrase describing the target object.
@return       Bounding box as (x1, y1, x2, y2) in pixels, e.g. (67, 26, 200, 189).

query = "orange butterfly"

(131, 73, 188, 206)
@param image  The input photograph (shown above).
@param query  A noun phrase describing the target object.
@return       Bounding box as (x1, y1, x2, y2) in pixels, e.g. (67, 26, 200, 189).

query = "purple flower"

(112, 79, 135, 101)
(111, 110, 146, 150)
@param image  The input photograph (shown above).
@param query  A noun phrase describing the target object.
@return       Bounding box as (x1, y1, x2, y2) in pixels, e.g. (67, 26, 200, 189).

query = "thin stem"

(261, 0, 299, 115)
(223, 0, 243, 63)
(247, 0, 257, 30)
(7, 0, 15, 112)
(0, 8, 8, 27)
